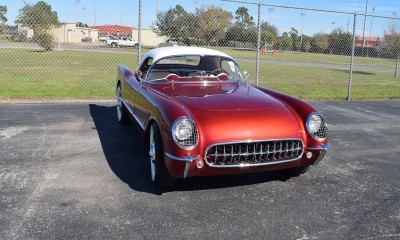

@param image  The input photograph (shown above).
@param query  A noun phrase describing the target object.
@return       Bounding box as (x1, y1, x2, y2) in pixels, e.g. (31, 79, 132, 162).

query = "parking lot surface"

(0, 101, 399, 239)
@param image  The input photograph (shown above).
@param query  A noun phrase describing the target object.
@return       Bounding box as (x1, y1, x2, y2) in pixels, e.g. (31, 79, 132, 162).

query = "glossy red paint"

(116, 48, 329, 181)
(142, 81, 326, 178)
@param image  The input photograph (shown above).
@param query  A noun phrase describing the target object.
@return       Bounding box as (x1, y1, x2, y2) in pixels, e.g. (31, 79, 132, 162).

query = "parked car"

(115, 46, 330, 187)
(99, 34, 117, 42)
(107, 37, 138, 48)
(81, 37, 92, 42)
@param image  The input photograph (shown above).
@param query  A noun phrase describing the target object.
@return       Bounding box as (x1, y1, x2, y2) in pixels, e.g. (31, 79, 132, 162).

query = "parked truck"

(106, 37, 138, 48)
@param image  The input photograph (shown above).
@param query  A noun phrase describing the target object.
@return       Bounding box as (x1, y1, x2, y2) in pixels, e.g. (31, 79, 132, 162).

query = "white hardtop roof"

(142, 46, 233, 63)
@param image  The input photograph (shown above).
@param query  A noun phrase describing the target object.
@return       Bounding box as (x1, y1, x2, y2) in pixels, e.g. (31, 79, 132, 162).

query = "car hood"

(153, 82, 286, 111)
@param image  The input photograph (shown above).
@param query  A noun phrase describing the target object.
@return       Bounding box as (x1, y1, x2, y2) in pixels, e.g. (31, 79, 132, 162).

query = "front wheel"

(149, 123, 176, 187)
(116, 85, 129, 125)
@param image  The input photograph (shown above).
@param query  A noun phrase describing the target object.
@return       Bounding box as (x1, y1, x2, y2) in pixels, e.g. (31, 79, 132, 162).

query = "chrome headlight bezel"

(172, 117, 198, 150)
(306, 112, 328, 141)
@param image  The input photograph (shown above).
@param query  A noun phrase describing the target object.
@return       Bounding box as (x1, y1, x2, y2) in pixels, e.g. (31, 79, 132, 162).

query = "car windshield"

(146, 55, 243, 83)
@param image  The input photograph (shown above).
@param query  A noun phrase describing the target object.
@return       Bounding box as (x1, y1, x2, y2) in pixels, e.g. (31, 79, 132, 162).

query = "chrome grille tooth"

(222, 145, 226, 165)
(245, 144, 249, 163)
(214, 146, 218, 165)
(253, 143, 257, 163)
(230, 145, 234, 164)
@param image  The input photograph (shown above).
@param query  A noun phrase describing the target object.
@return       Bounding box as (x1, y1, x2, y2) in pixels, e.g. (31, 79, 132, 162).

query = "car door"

(133, 58, 154, 128)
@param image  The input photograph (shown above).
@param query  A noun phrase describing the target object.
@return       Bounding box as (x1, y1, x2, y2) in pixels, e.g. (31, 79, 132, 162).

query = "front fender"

(142, 86, 201, 178)
(253, 85, 328, 148)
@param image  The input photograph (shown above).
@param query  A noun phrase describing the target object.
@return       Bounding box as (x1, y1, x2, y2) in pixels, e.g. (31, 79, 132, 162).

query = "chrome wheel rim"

(116, 87, 122, 121)
(149, 126, 156, 181)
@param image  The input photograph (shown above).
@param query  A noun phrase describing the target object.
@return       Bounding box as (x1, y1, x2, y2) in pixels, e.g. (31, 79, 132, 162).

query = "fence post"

(395, 55, 399, 78)
(137, 0, 142, 64)
(256, 2, 261, 85)
(346, 12, 357, 100)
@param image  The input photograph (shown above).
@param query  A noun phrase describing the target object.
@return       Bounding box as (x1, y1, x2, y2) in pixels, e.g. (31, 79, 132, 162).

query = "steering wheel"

(209, 68, 229, 76)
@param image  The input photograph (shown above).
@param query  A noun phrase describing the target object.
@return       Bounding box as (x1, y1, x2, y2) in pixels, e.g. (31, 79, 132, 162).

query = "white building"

(18, 23, 99, 43)
(131, 28, 168, 47)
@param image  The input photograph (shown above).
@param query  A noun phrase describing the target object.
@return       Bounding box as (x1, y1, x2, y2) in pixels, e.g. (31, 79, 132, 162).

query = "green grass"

(0, 48, 399, 100)
(0, 49, 137, 98)
(211, 47, 397, 67)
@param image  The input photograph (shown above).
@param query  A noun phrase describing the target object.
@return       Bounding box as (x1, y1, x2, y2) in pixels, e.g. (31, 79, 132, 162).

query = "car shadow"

(89, 104, 293, 195)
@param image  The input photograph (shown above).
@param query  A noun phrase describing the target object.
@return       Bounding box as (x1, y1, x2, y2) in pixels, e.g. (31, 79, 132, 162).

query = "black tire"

(150, 123, 176, 187)
(111, 42, 117, 48)
(285, 166, 310, 177)
(116, 85, 130, 125)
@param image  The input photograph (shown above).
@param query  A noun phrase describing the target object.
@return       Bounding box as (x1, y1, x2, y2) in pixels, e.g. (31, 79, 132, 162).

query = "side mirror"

(135, 70, 144, 84)
(135, 70, 143, 78)
(243, 71, 251, 80)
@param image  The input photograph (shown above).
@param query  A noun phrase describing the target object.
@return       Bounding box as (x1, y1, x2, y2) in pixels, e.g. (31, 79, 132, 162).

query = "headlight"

(172, 117, 198, 150)
(306, 113, 328, 140)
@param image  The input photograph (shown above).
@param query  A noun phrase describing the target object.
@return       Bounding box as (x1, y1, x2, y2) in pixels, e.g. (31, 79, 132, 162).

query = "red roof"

(355, 36, 383, 48)
(91, 25, 132, 36)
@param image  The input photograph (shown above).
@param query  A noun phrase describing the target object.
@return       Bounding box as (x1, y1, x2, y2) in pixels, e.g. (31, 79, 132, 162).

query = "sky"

(1, 0, 400, 37)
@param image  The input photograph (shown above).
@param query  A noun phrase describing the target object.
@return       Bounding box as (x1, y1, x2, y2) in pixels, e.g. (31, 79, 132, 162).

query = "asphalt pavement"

(0, 101, 399, 239)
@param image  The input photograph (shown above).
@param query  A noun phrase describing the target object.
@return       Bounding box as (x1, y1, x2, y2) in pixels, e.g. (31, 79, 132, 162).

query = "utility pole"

(94, 0, 96, 26)
(75, 0, 81, 23)
(392, 12, 398, 33)
(300, 13, 305, 50)
(369, 6, 375, 36)
(361, 0, 368, 57)
(268, 8, 274, 23)
(138, 0, 142, 64)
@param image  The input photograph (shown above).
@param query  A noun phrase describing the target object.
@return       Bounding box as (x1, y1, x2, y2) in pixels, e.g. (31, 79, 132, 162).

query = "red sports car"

(116, 46, 330, 187)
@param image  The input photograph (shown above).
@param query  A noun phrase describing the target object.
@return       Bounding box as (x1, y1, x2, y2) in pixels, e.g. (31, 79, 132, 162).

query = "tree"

(380, 34, 400, 59)
(234, 7, 254, 29)
(260, 22, 278, 49)
(76, 22, 89, 28)
(303, 39, 311, 53)
(153, 5, 195, 45)
(195, 6, 232, 45)
(0, 5, 7, 23)
(289, 28, 301, 51)
(311, 33, 329, 53)
(328, 28, 352, 55)
(16, 1, 60, 51)
(275, 32, 293, 51)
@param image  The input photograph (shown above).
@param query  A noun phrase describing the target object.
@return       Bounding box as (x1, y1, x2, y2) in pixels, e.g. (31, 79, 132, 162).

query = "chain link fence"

(0, 0, 399, 100)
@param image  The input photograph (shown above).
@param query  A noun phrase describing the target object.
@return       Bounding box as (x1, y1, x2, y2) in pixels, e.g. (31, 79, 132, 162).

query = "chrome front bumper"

(165, 152, 199, 179)
(166, 143, 331, 178)
(308, 143, 331, 166)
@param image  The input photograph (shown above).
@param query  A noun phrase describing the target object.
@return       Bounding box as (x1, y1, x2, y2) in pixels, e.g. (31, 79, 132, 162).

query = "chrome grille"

(205, 139, 303, 167)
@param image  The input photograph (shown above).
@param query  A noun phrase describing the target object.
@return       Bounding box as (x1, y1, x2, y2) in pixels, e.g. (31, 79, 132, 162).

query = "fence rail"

(0, 0, 399, 101)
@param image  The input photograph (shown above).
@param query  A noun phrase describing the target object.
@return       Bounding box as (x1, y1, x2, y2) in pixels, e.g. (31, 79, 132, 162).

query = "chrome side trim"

(165, 152, 199, 179)
(165, 152, 198, 162)
(308, 143, 331, 151)
(119, 98, 145, 130)
(204, 138, 304, 168)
